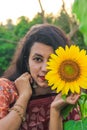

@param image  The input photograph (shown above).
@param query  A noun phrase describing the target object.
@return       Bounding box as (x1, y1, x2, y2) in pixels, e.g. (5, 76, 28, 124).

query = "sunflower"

(45, 45, 87, 95)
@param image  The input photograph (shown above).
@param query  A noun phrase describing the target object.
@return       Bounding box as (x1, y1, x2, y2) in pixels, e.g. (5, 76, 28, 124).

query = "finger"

(22, 72, 29, 76)
(71, 94, 80, 100)
(66, 94, 80, 104)
(20, 72, 30, 79)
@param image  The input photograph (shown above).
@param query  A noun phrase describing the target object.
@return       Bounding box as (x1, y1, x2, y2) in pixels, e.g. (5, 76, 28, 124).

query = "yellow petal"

(45, 45, 87, 96)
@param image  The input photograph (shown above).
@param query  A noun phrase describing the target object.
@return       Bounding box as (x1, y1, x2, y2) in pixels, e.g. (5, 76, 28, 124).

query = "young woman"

(0, 24, 80, 130)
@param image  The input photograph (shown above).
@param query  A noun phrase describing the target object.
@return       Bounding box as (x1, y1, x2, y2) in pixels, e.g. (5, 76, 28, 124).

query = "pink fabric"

(0, 78, 18, 119)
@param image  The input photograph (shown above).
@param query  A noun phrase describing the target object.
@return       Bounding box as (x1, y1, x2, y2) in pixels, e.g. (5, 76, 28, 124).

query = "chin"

(38, 83, 48, 88)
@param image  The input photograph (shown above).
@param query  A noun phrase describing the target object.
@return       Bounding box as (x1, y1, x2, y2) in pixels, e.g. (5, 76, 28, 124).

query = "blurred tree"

(72, 0, 87, 47)
(38, 0, 47, 23)
(14, 16, 30, 39)
(0, 43, 16, 75)
(54, 11, 70, 33)
(0, 21, 17, 43)
(5, 19, 14, 30)
(29, 14, 43, 26)
(0, 22, 17, 76)
(53, 0, 85, 49)
(46, 13, 54, 24)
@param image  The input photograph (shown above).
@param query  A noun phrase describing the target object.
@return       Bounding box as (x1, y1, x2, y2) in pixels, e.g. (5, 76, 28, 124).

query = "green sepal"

(62, 94, 67, 100)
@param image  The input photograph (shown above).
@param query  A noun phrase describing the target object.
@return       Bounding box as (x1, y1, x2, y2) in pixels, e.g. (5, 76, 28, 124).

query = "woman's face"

(28, 42, 54, 88)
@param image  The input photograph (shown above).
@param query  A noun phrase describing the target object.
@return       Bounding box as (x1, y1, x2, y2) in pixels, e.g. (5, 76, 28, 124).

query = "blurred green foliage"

(0, 11, 86, 76)
(72, 0, 87, 46)
(0, 43, 16, 75)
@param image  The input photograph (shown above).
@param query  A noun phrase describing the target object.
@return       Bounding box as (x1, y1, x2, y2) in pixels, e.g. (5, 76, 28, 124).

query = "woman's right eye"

(33, 57, 43, 62)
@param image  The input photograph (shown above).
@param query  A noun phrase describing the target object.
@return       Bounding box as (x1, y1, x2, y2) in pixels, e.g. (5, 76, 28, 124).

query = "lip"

(39, 76, 45, 81)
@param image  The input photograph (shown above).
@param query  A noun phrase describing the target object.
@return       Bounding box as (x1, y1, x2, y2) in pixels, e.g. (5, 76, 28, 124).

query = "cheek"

(29, 63, 39, 76)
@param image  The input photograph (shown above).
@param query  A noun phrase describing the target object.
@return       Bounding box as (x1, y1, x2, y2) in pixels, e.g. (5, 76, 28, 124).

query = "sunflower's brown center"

(58, 60, 80, 82)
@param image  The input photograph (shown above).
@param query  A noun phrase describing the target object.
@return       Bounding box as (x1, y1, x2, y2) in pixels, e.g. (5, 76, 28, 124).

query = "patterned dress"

(0, 78, 18, 119)
(0, 78, 80, 130)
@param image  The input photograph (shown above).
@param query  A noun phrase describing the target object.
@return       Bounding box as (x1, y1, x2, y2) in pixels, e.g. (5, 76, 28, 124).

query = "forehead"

(30, 42, 54, 56)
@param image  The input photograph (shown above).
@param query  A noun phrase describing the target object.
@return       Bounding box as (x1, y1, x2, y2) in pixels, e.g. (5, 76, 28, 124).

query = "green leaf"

(82, 118, 87, 129)
(78, 92, 87, 118)
(64, 120, 75, 130)
(61, 104, 74, 120)
(84, 100, 87, 117)
(64, 118, 87, 130)
(72, 0, 87, 46)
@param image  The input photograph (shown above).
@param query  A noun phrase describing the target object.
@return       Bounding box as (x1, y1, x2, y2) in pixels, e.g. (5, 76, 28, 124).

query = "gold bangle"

(9, 107, 26, 122)
(14, 104, 24, 110)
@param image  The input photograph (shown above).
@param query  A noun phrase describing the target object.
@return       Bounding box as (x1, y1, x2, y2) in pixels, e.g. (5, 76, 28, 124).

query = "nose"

(41, 61, 47, 72)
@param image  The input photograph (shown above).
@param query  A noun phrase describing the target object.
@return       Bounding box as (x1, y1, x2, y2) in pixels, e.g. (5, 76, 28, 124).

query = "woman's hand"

(49, 93, 80, 130)
(14, 72, 32, 99)
(0, 73, 33, 130)
(51, 93, 80, 112)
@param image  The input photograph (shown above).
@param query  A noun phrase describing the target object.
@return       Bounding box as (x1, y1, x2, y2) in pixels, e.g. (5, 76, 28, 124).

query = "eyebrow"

(33, 53, 43, 57)
(33, 53, 51, 59)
